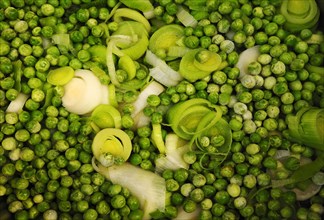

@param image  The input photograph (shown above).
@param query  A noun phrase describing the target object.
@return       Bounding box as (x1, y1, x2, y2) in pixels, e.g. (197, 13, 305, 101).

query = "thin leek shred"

(92, 160, 166, 220)
(149, 66, 179, 87)
(131, 80, 165, 117)
(145, 50, 183, 83)
(280, 0, 320, 32)
(176, 6, 198, 27)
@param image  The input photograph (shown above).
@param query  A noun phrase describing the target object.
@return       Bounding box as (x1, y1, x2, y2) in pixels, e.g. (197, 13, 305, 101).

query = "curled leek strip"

(113, 8, 151, 33)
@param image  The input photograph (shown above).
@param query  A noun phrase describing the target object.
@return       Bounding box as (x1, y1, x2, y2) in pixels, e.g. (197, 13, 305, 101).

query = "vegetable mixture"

(0, 0, 323, 219)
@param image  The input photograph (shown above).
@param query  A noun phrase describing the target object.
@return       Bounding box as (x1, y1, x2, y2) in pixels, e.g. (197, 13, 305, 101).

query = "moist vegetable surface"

(0, 0, 323, 219)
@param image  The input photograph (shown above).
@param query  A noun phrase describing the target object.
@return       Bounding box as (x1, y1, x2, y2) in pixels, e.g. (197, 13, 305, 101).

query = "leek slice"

(280, 0, 320, 32)
(166, 98, 216, 140)
(179, 49, 221, 82)
(119, 0, 154, 19)
(113, 8, 151, 33)
(91, 104, 122, 129)
(176, 6, 198, 27)
(6, 93, 29, 113)
(287, 107, 324, 151)
(88, 45, 107, 65)
(118, 55, 137, 80)
(111, 21, 149, 60)
(92, 128, 132, 164)
(62, 69, 103, 115)
(151, 123, 166, 154)
(149, 24, 185, 60)
(47, 66, 75, 86)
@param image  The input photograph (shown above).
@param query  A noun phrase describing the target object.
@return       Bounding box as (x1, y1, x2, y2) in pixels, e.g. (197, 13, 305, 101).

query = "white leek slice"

(133, 110, 151, 128)
(93, 161, 166, 219)
(145, 50, 183, 82)
(6, 93, 29, 113)
(149, 66, 179, 87)
(236, 46, 260, 78)
(155, 134, 190, 173)
(176, 6, 198, 27)
(132, 80, 165, 117)
(62, 69, 103, 115)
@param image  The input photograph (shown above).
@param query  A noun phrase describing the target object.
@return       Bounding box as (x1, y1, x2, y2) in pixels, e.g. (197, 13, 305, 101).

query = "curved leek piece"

(92, 128, 132, 166)
(151, 123, 166, 154)
(119, 0, 154, 19)
(280, 0, 320, 33)
(118, 55, 137, 80)
(155, 133, 190, 173)
(132, 80, 165, 117)
(166, 98, 219, 140)
(62, 69, 108, 115)
(149, 24, 185, 61)
(113, 8, 151, 33)
(47, 66, 75, 86)
(179, 49, 221, 82)
(286, 107, 324, 151)
(92, 161, 166, 220)
(6, 93, 29, 113)
(90, 104, 122, 129)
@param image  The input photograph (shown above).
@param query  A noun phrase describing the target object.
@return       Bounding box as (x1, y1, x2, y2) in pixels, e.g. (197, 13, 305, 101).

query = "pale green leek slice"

(166, 98, 216, 140)
(193, 50, 222, 72)
(91, 104, 122, 129)
(111, 21, 149, 60)
(280, 0, 320, 32)
(151, 123, 166, 154)
(47, 66, 75, 86)
(179, 49, 212, 82)
(149, 24, 185, 60)
(118, 55, 137, 80)
(113, 8, 151, 33)
(92, 128, 132, 164)
(287, 107, 324, 151)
